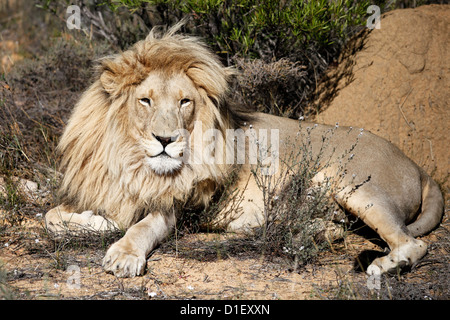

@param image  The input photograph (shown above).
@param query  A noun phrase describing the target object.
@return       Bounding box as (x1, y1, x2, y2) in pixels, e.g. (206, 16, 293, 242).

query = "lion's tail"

(407, 170, 444, 237)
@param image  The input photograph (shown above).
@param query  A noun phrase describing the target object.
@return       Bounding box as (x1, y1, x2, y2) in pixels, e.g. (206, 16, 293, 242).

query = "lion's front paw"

(102, 241, 146, 278)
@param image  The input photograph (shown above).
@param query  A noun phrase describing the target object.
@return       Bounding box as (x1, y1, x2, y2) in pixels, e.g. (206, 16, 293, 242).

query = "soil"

(313, 5, 449, 191)
(2, 217, 448, 300)
(1, 5, 449, 301)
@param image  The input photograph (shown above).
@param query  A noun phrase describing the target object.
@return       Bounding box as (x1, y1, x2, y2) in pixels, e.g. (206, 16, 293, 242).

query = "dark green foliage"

(35, 0, 373, 116)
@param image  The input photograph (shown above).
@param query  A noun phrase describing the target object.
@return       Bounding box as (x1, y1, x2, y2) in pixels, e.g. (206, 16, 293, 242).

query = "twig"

(426, 138, 435, 161)
(397, 88, 414, 130)
(82, 7, 118, 43)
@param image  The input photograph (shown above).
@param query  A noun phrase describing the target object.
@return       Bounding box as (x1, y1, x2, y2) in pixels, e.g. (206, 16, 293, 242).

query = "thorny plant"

(251, 120, 369, 266)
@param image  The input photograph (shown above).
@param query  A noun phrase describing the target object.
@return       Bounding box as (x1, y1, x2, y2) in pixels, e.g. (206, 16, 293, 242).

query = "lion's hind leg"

(366, 236, 427, 276)
(45, 205, 119, 234)
(336, 187, 427, 275)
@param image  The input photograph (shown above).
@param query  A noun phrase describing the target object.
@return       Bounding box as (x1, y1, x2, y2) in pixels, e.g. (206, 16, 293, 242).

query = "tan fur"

(45, 23, 444, 278)
(53, 23, 234, 229)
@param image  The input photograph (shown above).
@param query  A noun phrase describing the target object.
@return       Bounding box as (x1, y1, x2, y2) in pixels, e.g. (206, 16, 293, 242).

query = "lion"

(45, 23, 444, 278)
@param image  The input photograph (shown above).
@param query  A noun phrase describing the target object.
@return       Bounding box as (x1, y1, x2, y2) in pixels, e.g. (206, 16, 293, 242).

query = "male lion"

(45, 24, 443, 278)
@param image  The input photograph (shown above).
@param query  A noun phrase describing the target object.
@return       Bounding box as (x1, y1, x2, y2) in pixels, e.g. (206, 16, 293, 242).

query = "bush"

(96, 0, 369, 59)
(0, 261, 15, 299)
(249, 123, 352, 266)
(35, 0, 448, 116)
(4, 34, 112, 169)
(234, 58, 308, 117)
(36, 0, 373, 116)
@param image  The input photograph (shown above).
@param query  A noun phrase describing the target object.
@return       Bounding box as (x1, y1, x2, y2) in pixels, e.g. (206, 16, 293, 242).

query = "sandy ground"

(314, 5, 449, 190)
(1, 214, 448, 300)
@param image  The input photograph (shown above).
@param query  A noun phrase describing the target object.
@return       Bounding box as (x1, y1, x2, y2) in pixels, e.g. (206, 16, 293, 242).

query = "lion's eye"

(139, 98, 151, 107)
(180, 98, 191, 108)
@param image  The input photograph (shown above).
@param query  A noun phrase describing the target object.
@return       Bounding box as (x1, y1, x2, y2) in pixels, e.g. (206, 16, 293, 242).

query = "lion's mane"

(57, 24, 246, 228)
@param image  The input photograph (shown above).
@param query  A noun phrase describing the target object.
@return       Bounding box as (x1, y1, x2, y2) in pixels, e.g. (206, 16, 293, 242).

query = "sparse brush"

(0, 176, 28, 227)
(6, 35, 112, 129)
(0, 33, 113, 219)
(250, 122, 362, 266)
(0, 261, 16, 299)
(45, 227, 124, 271)
(234, 58, 308, 117)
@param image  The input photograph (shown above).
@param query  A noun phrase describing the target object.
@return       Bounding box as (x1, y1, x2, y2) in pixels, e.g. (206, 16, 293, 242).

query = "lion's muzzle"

(144, 133, 186, 175)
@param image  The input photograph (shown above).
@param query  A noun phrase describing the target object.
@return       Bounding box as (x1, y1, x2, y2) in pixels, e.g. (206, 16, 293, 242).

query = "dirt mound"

(314, 5, 449, 191)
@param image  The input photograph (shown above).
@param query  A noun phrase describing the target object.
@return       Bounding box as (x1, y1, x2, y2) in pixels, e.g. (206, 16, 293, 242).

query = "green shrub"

(36, 0, 373, 116)
(100, 0, 369, 59)
(36, 0, 446, 117)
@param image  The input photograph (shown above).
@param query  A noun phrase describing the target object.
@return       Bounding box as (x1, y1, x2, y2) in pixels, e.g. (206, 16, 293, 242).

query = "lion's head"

(57, 23, 247, 228)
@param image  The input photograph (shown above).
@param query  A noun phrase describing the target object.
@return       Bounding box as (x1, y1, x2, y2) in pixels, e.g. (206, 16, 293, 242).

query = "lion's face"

(58, 28, 237, 221)
(132, 71, 200, 175)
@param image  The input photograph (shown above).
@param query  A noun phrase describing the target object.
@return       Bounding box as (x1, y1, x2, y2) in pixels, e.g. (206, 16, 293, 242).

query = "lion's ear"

(100, 70, 116, 95)
(98, 53, 148, 97)
(99, 58, 120, 95)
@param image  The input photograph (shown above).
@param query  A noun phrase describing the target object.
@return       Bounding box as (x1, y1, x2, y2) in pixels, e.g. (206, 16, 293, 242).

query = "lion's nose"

(153, 134, 179, 148)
